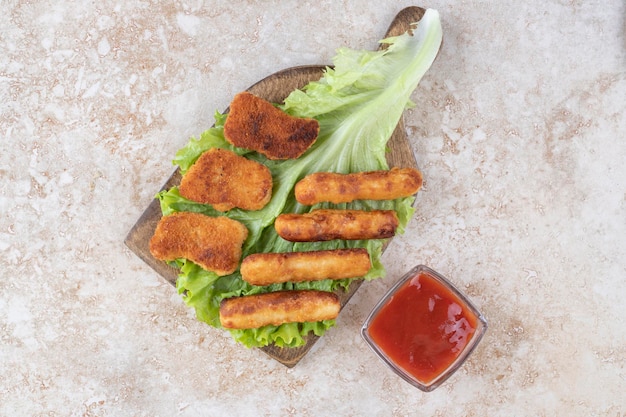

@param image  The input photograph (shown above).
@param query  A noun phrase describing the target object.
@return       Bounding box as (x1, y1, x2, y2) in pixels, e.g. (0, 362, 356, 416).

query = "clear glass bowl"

(361, 265, 487, 392)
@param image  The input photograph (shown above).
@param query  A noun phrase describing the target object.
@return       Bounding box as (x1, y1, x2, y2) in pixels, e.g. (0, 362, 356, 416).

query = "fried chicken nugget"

(240, 248, 371, 286)
(295, 167, 423, 205)
(219, 290, 340, 329)
(179, 148, 272, 212)
(149, 212, 248, 276)
(274, 209, 399, 242)
(223, 92, 320, 160)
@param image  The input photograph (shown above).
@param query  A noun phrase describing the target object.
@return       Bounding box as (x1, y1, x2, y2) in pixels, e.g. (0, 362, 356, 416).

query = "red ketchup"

(367, 270, 479, 385)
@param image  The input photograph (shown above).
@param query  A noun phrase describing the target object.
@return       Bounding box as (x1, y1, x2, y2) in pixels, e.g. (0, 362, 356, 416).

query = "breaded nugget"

(241, 248, 371, 286)
(149, 212, 248, 276)
(295, 167, 423, 205)
(219, 290, 340, 329)
(223, 92, 320, 160)
(179, 148, 272, 212)
(274, 209, 399, 242)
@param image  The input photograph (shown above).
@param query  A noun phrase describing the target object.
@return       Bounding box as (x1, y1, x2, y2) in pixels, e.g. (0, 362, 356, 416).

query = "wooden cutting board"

(125, 6, 428, 367)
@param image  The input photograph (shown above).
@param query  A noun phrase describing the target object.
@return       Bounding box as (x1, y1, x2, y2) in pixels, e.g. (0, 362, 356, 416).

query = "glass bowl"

(361, 265, 487, 392)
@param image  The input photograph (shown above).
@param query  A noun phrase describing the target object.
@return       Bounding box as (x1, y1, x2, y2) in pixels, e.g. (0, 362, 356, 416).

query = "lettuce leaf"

(159, 9, 442, 348)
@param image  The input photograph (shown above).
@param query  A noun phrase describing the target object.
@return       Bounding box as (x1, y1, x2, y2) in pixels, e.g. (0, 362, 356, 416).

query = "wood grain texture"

(124, 6, 430, 367)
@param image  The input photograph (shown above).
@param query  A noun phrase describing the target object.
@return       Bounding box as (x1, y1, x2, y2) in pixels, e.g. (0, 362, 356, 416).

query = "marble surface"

(1, 1, 625, 415)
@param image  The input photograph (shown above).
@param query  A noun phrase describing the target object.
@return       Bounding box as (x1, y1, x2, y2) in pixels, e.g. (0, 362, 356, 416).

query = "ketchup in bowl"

(361, 265, 487, 392)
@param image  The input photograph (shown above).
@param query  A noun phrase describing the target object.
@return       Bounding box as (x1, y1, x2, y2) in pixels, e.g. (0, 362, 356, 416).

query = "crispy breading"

(179, 148, 273, 212)
(274, 209, 399, 242)
(219, 290, 340, 329)
(149, 212, 248, 276)
(223, 92, 320, 160)
(295, 167, 423, 205)
(241, 248, 371, 286)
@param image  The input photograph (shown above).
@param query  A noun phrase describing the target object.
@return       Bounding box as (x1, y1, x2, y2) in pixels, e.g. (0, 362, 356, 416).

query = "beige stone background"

(1, 1, 625, 415)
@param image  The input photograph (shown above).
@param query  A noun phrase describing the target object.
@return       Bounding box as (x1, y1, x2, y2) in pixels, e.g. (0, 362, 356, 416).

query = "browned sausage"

(219, 290, 340, 329)
(295, 167, 423, 205)
(274, 209, 399, 242)
(240, 248, 371, 286)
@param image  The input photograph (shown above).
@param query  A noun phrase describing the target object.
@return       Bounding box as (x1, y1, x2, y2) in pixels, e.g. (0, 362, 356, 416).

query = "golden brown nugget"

(179, 148, 272, 212)
(295, 167, 423, 205)
(149, 212, 248, 276)
(241, 248, 371, 286)
(219, 290, 340, 329)
(274, 209, 399, 242)
(223, 92, 320, 160)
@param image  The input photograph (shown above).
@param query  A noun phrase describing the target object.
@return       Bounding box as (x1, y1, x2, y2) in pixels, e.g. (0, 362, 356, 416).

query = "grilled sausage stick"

(241, 248, 371, 286)
(219, 290, 340, 329)
(295, 167, 423, 205)
(274, 209, 399, 242)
